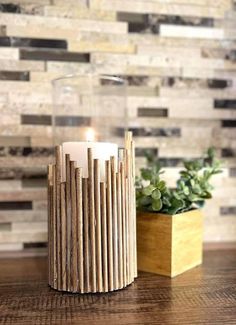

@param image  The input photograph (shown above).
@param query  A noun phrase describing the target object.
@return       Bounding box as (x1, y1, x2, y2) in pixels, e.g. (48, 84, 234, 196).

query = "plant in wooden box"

(136, 148, 222, 277)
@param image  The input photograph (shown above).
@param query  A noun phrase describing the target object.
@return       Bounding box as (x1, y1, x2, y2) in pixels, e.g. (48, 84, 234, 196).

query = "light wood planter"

(47, 132, 137, 293)
(137, 209, 203, 277)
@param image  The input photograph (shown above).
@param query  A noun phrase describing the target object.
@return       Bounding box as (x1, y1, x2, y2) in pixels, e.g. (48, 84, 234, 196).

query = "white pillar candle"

(62, 141, 118, 181)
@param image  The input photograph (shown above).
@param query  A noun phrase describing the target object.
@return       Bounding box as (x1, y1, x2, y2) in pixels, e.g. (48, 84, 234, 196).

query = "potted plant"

(136, 148, 222, 277)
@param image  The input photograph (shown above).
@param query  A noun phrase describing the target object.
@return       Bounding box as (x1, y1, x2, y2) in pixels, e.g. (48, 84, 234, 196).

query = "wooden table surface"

(0, 249, 236, 325)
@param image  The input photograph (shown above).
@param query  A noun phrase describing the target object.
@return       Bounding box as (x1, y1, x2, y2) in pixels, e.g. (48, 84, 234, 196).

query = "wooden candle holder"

(47, 132, 137, 293)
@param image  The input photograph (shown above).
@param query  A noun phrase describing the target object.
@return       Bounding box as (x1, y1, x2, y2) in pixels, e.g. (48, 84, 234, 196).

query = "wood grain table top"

(0, 249, 236, 325)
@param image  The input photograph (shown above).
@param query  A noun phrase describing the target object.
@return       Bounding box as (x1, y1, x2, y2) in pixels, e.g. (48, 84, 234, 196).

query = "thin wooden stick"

(100, 182, 108, 292)
(124, 146, 131, 283)
(55, 146, 62, 289)
(47, 164, 53, 286)
(125, 177, 130, 284)
(125, 132, 134, 282)
(106, 160, 113, 291)
(111, 156, 118, 290)
(82, 178, 90, 293)
(116, 168, 123, 289)
(65, 154, 71, 291)
(70, 160, 78, 292)
(120, 159, 127, 286)
(131, 140, 137, 278)
(52, 164, 57, 289)
(94, 159, 103, 292)
(88, 148, 96, 292)
(60, 182, 67, 291)
(76, 168, 84, 293)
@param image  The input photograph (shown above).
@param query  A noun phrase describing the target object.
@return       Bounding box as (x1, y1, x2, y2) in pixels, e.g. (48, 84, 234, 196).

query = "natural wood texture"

(82, 178, 90, 292)
(60, 182, 67, 291)
(0, 249, 236, 324)
(111, 156, 118, 290)
(116, 169, 123, 288)
(100, 182, 108, 292)
(48, 133, 136, 293)
(120, 159, 127, 286)
(52, 164, 57, 289)
(137, 209, 203, 277)
(94, 159, 102, 292)
(55, 146, 62, 290)
(75, 168, 83, 293)
(65, 153, 71, 291)
(87, 148, 96, 292)
(47, 164, 53, 286)
(105, 159, 114, 291)
(70, 160, 78, 292)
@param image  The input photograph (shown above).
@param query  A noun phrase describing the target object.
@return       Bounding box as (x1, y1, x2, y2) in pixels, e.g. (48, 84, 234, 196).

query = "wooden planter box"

(137, 209, 203, 277)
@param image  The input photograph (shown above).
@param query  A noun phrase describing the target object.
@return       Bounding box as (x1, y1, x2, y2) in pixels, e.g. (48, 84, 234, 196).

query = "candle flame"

(85, 127, 96, 142)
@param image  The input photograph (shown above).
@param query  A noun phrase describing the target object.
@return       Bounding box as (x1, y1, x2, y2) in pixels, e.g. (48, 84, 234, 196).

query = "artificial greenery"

(136, 148, 222, 215)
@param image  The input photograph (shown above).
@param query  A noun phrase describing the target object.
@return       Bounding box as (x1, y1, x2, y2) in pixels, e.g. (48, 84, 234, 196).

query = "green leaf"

(151, 189, 161, 200)
(168, 198, 185, 215)
(173, 191, 181, 200)
(183, 186, 190, 195)
(141, 168, 152, 181)
(139, 196, 152, 206)
(142, 184, 155, 196)
(213, 169, 222, 175)
(207, 147, 215, 159)
(184, 161, 193, 170)
(192, 184, 201, 194)
(152, 198, 162, 211)
(190, 179, 195, 187)
(201, 191, 212, 199)
(157, 180, 166, 191)
(180, 170, 190, 178)
(194, 200, 205, 208)
(163, 197, 171, 206)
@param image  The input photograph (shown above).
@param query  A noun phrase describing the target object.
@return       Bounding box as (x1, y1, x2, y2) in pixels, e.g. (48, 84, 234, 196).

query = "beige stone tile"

(0, 48, 19, 60)
(90, 0, 225, 18)
(0, 243, 23, 251)
(42, 5, 116, 21)
(0, 60, 45, 71)
(0, 211, 47, 223)
(0, 156, 50, 168)
(0, 231, 47, 244)
(0, 181, 22, 191)
(68, 41, 136, 54)
(0, 189, 46, 201)
(160, 25, 224, 39)
(0, 13, 128, 34)
(12, 222, 47, 232)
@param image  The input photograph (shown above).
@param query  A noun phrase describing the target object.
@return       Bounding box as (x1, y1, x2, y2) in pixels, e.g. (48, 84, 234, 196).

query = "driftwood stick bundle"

(48, 132, 137, 293)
